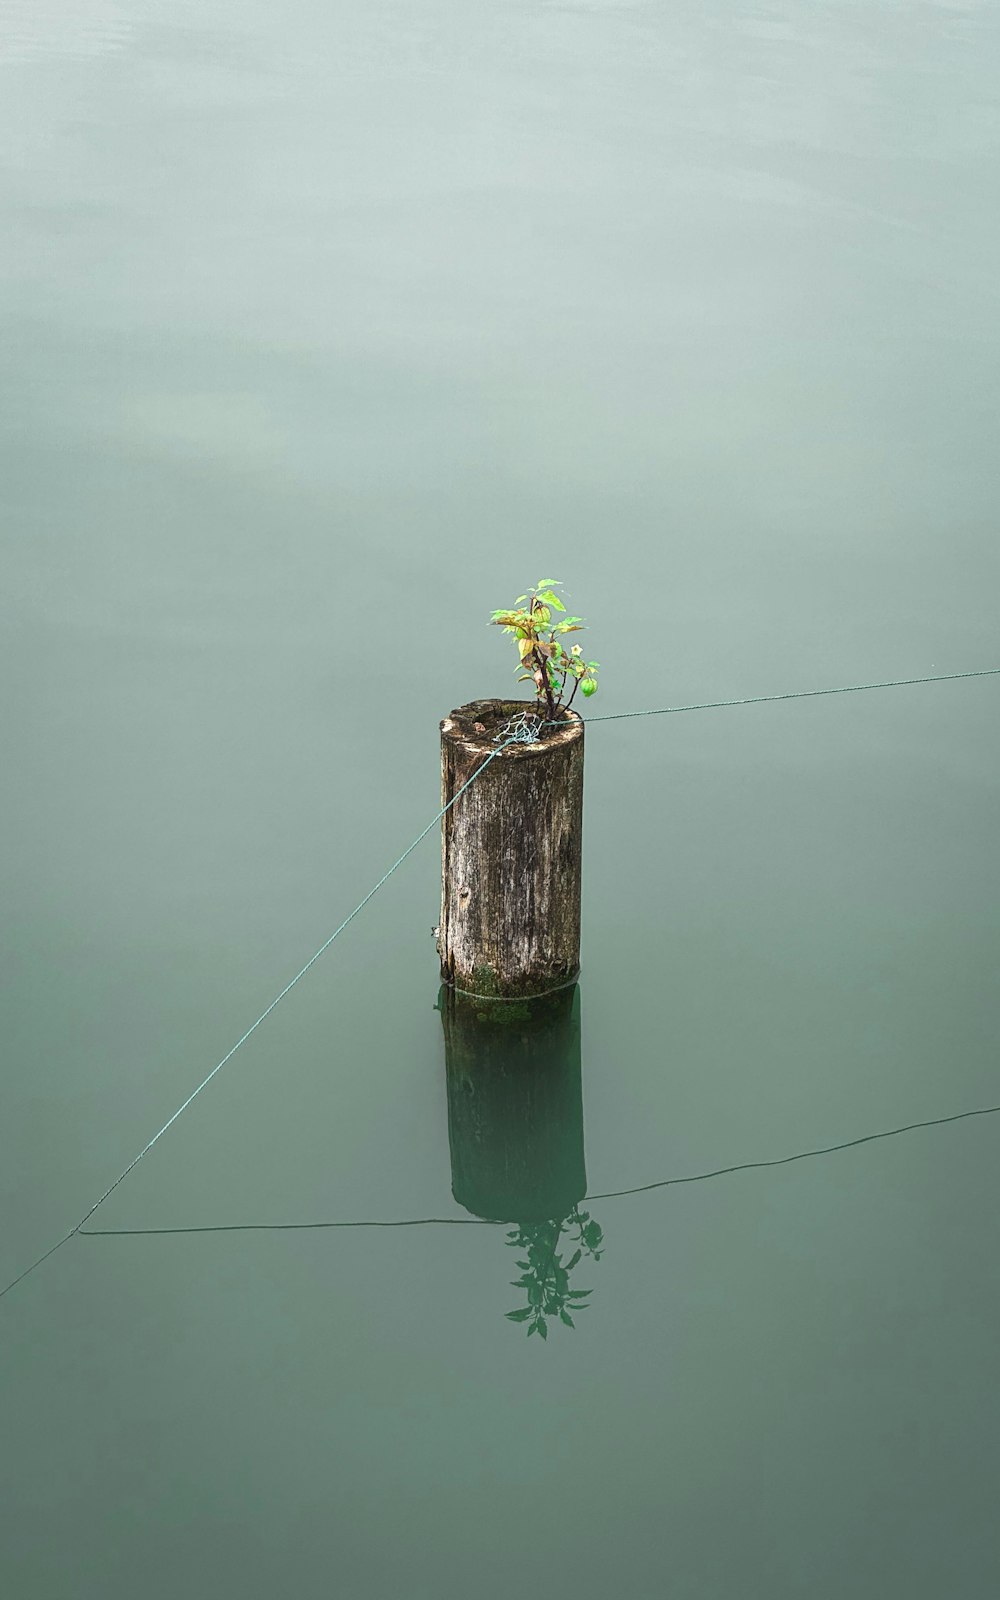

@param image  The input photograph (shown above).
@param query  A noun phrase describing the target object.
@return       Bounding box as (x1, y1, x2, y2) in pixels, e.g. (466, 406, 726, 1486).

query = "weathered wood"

(439, 698, 584, 999)
(440, 983, 586, 1224)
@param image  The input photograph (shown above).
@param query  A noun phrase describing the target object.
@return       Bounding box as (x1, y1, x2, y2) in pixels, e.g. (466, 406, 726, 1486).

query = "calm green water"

(3, 3, 1000, 1595)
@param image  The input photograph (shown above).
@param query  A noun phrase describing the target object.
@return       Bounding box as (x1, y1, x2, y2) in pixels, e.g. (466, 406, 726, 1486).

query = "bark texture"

(439, 699, 584, 999)
(440, 983, 586, 1223)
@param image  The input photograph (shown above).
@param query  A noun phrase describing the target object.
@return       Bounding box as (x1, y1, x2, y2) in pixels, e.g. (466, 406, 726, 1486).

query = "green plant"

(504, 1205, 604, 1339)
(490, 580, 599, 723)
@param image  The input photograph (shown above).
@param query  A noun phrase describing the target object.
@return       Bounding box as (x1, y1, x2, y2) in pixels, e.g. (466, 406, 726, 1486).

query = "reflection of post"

(441, 983, 586, 1224)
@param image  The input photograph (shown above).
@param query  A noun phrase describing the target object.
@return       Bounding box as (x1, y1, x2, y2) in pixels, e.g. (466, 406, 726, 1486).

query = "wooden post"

(438, 698, 584, 1000)
(440, 983, 586, 1224)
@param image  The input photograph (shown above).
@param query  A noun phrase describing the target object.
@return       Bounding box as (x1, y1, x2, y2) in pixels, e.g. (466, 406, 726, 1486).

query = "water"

(3, 2, 1000, 1594)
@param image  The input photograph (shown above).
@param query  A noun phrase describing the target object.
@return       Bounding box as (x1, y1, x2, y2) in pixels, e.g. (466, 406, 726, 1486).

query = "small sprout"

(488, 581, 600, 720)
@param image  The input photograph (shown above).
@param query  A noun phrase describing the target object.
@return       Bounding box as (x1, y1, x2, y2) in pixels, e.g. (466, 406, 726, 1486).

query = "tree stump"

(440, 983, 586, 1224)
(439, 698, 584, 999)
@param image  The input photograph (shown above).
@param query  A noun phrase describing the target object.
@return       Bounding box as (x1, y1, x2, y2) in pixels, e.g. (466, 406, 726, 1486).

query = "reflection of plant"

(504, 1205, 604, 1339)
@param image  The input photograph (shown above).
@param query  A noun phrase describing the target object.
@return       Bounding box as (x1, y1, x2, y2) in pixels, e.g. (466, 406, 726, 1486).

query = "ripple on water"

(0, 0, 132, 64)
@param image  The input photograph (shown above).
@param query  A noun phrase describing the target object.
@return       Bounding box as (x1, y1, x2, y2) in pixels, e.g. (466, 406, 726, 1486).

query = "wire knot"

(494, 711, 542, 746)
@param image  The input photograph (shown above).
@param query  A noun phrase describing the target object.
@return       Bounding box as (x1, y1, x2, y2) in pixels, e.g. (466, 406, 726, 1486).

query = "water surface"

(3, 3, 1000, 1595)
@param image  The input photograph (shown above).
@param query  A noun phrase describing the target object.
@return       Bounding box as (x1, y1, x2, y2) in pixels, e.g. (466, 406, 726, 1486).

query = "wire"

(560, 667, 1000, 724)
(5, 663, 999, 1301)
(0, 739, 515, 1302)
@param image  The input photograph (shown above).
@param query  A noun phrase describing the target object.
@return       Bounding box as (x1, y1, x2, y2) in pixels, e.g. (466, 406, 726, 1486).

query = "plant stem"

(532, 644, 556, 720)
(526, 593, 555, 721)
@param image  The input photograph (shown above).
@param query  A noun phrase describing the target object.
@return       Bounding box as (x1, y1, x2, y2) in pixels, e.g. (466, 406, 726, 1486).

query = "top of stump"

(441, 699, 583, 757)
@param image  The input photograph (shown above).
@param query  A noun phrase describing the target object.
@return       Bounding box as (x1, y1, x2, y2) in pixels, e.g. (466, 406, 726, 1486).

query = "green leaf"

(536, 1316, 548, 1340)
(527, 1321, 539, 1337)
(536, 590, 565, 611)
(535, 579, 561, 589)
(559, 1310, 576, 1328)
(506, 1307, 533, 1322)
(566, 1249, 582, 1269)
(567, 1289, 593, 1299)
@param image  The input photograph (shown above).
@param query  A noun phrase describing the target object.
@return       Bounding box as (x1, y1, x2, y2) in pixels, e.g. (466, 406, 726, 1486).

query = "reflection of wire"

(586, 1102, 1000, 1199)
(77, 1100, 1000, 1238)
(81, 1217, 499, 1236)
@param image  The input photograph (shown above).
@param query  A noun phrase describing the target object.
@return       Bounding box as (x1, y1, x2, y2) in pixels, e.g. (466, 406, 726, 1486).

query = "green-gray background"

(2, 2, 999, 1595)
